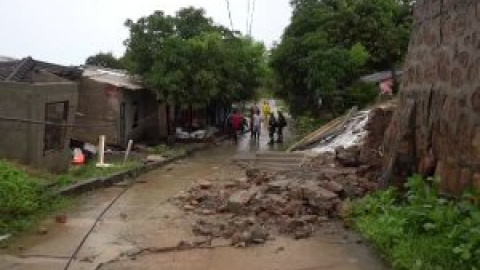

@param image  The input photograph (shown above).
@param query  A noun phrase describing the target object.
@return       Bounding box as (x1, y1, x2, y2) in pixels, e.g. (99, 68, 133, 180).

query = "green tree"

(85, 52, 125, 69)
(271, 0, 412, 116)
(123, 7, 266, 107)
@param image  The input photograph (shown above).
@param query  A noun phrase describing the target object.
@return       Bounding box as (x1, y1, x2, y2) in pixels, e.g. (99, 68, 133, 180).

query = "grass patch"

(349, 175, 480, 270)
(151, 144, 186, 159)
(0, 160, 69, 236)
(54, 161, 141, 187)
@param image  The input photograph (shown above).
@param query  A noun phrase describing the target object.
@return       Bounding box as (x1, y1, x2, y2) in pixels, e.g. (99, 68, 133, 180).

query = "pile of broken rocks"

(172, 146, 380, 247)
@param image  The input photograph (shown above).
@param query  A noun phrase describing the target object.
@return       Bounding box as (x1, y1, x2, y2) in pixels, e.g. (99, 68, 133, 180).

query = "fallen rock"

(231, 231, 252, 245)
(198, 180, 213, 189)
(335, 147, 360, 167)
(323, 181, 344, 193)
(267, 179, 290, 193)
(250, 225, 269, 242)
(184, 205, 195, 211)
(37, 226, 48, 235)
(177, 240, 194, 250)
(55, 214, 67, 224)
(294, 227, 313, 239)
(146, 155, 167, 162)
(227, 187, 260, 213)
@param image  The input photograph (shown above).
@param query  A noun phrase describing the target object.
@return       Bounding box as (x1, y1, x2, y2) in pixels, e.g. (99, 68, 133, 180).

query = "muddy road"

(0, 127, 386, 270)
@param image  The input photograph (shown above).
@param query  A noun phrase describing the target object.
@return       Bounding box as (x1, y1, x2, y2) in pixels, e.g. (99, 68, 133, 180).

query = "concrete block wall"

(74, 78, 119, 145)
(0, 83, 34, 163)
(383, 0, 480, 194)
(0, 82, 78, 172)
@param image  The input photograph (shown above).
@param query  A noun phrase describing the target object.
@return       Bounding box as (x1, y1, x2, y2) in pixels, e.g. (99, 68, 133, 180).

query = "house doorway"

(120, 102, 126, 145)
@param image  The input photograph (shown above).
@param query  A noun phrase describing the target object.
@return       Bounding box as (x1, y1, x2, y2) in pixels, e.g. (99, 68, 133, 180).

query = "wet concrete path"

(0, 123, 387, 270)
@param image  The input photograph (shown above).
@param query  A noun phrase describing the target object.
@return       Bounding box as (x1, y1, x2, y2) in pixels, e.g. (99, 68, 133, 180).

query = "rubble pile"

(358, 107, 395, 181)
(172, 106, 394, 247)
(173, 157, 377, 246)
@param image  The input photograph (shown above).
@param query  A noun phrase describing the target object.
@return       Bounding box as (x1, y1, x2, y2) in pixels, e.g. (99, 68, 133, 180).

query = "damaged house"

(73, 66, 164, 147)
(0, 57, 80, 172)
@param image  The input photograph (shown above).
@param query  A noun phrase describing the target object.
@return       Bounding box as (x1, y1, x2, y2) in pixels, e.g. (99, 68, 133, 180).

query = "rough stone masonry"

(383, 0, 480, 194)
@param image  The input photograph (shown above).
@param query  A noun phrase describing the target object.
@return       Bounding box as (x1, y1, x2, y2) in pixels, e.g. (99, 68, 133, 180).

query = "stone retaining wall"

(383, 0, 480, 194)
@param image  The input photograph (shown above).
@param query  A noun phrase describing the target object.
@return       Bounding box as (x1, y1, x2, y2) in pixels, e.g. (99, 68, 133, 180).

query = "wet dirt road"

(0, 125, 387, 270)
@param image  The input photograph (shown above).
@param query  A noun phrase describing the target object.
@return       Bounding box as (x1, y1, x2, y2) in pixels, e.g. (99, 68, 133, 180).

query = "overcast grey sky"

(0, 0, 292, 65)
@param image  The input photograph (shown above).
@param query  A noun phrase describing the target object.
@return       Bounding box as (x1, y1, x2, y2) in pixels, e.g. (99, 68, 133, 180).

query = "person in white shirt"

(251, 111, 262, 141)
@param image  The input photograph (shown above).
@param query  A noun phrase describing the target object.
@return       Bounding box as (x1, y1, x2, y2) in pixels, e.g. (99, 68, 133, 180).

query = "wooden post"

(124, 140, 133, 163)
(97, 135, 106, 166)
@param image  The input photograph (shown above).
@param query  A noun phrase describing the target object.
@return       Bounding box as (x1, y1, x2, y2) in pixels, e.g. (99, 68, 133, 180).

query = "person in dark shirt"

(267, 112, 277, 145)
(276, 111, 287, 143)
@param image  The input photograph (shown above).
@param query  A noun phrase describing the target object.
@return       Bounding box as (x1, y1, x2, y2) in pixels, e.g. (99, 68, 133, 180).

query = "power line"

(224, 0, 235, 31)
(248, 0, 257, 35)
(246, 0, 251, 34)
(63, 181, 133, 270)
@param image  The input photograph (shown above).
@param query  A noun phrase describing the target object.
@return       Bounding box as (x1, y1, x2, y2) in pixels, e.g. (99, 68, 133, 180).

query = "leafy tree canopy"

(85, 52, 125, 69)
(271, 0, 412, 116)
(124, 7, 267, 106)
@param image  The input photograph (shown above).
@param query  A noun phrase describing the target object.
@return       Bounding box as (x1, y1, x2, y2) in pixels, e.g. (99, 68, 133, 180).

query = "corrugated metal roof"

(83, 66, 143, 90)
(360, 70, 403, 83)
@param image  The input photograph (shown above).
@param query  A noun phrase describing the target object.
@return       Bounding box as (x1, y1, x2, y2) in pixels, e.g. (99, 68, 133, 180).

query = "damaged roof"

(0, 57, 82, 83)
(0, 56, 17, 62)
(82, 66, 143, 90)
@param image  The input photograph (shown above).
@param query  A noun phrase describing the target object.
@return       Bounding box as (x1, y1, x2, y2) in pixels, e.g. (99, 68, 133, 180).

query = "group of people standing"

(227, 100, 287, 145)
(248, 101, 287, 145)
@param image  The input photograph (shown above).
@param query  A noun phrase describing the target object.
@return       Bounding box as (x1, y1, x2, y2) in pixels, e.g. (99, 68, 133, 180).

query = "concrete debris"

(146, 155, 167, 162)
(172, 107, 392, 247)
(198, 180, 213, 189)
(172, 149, 378, 246)
(226, 187, 260, 213)
(55, 214, 67, 224)
(36, 226, 48, 235)
(335, 146, 361, 167)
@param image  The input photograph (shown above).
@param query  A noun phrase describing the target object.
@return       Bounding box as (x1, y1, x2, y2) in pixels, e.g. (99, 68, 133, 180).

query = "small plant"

(350, 175, 480, 270)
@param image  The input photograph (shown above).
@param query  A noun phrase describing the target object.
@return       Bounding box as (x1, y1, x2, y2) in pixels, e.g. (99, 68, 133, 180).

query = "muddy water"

(0, 124, 387, 270)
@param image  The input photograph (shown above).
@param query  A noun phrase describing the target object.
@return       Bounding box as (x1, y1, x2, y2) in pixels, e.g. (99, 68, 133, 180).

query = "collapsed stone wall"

(383, 0, 480, 194)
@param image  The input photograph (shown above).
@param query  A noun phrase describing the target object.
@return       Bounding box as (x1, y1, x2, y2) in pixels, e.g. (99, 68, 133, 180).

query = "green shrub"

(351, 175, 480, 270)
(0, 160, 65, 235)
(294, 115, 328, 139)
(344, 82, 379, 109)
